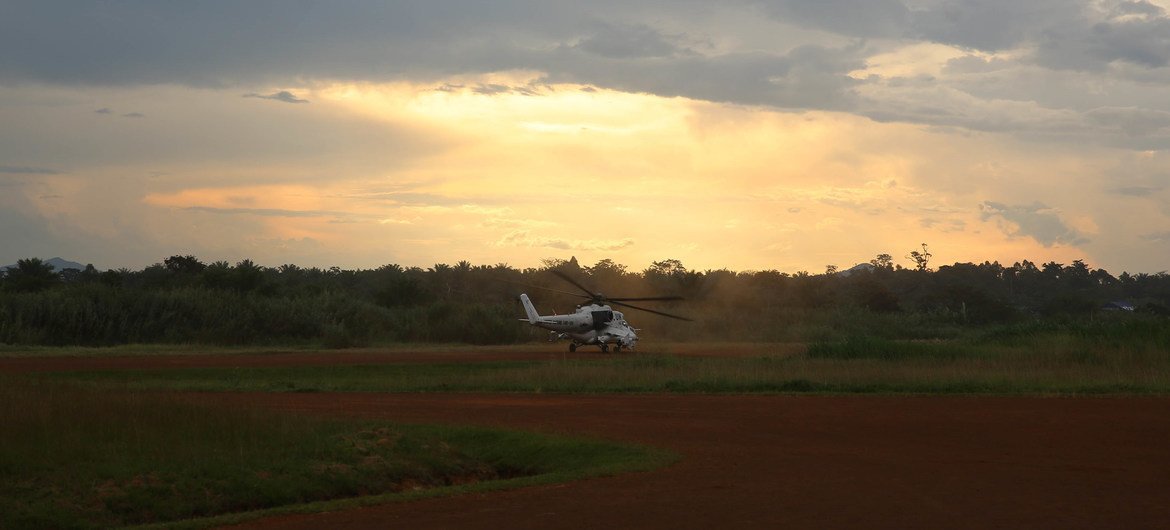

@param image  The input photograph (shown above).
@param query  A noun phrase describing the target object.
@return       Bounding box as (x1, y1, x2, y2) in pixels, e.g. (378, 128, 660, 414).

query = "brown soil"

(5, 349, 1167, 529)
(206, 393, 1170, 530)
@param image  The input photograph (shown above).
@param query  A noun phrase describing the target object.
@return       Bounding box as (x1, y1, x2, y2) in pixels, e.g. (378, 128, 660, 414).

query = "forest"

(2, 250, 1169, 347)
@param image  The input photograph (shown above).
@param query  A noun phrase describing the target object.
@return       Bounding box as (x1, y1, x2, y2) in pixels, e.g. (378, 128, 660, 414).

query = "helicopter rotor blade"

(503, 279, 591, 299)
(550, 270, 600, 299)
(607, 296, 685, 302)
(610, 300, 693, 321)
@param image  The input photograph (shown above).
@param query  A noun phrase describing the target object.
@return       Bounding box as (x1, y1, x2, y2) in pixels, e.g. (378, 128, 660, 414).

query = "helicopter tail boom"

(519, 293, 541, 324)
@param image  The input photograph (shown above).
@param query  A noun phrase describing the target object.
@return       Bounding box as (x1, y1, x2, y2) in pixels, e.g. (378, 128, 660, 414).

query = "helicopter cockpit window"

(590, 310, 614, 324)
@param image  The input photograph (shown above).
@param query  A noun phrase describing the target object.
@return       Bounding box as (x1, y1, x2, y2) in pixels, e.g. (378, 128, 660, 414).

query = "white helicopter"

(518, 270, 691, 352)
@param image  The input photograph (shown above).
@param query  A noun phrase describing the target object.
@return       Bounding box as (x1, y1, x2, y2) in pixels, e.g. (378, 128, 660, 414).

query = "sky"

(3, 1, 1170, 274)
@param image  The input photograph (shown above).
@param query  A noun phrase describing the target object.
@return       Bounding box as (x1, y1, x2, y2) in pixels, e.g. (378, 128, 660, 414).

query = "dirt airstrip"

(5, 349, 1169, 529)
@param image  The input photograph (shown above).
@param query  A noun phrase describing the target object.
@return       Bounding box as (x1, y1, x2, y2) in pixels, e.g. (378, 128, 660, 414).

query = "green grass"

(15, 320, 1170, 396)
(0, 377, 673, 529)
(0, 342, 564, 358)
(0, 343, 294, 358)
(44, 338, 1170, 395)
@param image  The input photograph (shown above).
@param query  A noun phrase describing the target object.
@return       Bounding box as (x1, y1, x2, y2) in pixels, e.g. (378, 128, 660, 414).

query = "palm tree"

(4, 258, 59, 292)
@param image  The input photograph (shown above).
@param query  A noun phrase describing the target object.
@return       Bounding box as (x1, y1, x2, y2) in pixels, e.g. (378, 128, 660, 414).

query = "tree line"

(1, 251, 1168, 347)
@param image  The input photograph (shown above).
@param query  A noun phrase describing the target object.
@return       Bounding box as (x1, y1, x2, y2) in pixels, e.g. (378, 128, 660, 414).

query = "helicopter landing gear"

(568, 343, 577, 352)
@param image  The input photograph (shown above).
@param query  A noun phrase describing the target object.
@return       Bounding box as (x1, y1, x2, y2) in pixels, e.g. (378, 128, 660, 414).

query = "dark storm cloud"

(1, 0, 1167, 134)
(980, 201, 1089, 247)
(0, 1, 863, 111)
(243, 91, 310, 104)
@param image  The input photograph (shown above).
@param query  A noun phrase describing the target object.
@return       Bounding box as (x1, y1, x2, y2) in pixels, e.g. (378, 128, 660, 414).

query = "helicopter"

(518, 270, 691, 352)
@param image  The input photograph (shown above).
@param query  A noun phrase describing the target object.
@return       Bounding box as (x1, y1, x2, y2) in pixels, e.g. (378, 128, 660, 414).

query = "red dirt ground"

(5, 350, 1168, 529)
(0, 343, 802, 373)
(210, 393, 1170, 530)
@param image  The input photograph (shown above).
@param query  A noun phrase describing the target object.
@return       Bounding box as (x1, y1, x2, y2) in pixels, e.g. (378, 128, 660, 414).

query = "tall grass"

(0, 286, 525, 347)
(0, 377, 666, 529)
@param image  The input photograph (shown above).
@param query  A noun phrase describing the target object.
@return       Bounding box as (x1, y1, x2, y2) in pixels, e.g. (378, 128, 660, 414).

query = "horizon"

(4, 2, 1170, 275)
(4, 252, 1162, 277)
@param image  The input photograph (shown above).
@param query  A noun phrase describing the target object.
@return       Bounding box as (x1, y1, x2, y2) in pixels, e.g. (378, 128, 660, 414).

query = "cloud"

(92, 107, 145, 118)
(0, 165, 59, 174)
(1085, 106, 1170, 136)
(481, 217, 555, 229)
(759, 0, 912, 39)
(919, 217, 966, 232)
(573, 23, 692, 59)
(179, 206, 349, 218)
(1142, 231, 1170, 243)
(542, 42, 866, 110)
(941, 55, 1014, 74)
(469, 83, 540, 96)
(979, 201, 1090, 247)
(343, 191, 469, 206)
(6, 0, 1166, 143)
(1032, 1, 1170, 71)
(910, 0, 1078, 51)
(243, 90, 309, 104)
(1110, 185, 1163, 197)
(0, 2, 869, 111)
(497, 230, 635, 251)
(0, 1, 559, 86)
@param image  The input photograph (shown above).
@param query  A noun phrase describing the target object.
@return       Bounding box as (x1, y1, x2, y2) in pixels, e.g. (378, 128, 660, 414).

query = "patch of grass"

(806, 335, 985, 361)
(24, 321, 1170, 395)
(45, 340, 1170, 395)
(0, 343, 252, 358)
(0, 377, 671, 529)
(0, 342, 564, 359)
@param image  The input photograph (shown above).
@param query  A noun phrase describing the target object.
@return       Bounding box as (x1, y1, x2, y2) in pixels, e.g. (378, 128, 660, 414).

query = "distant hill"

(2, 257, 88, 272)
(837, 263, 875, 277)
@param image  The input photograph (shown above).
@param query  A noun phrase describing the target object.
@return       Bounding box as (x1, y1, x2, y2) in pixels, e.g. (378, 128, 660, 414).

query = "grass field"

(36, 332, 1170, 395)
(0, 342, 561, 358)
(5, 322, 1168, 527)
(0, 377, 673, 529)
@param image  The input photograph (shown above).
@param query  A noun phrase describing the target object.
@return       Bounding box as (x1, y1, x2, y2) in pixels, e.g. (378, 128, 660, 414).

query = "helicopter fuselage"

(519, 294, 637, 351)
